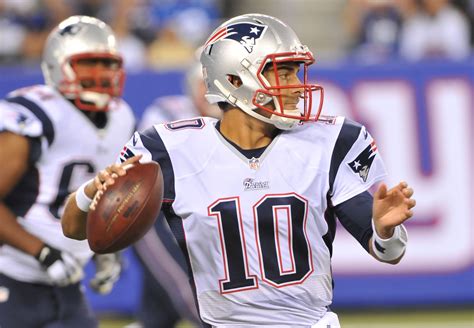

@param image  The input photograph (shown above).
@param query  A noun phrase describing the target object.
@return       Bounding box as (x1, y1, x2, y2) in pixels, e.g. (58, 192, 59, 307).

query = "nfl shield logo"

(249, 157, 260, 170)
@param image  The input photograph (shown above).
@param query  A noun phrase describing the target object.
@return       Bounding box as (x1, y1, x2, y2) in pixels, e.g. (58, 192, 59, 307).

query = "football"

(87, 161, 163, 254)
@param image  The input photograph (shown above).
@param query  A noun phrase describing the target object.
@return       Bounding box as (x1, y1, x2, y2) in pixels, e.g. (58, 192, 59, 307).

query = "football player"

(62, 14, 415, 327)
(0, 16, 135, 327)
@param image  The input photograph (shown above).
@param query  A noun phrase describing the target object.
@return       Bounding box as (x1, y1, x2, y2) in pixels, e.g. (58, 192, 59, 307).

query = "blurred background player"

(132, 58, 220, 328)
(0, 15, 135, 327)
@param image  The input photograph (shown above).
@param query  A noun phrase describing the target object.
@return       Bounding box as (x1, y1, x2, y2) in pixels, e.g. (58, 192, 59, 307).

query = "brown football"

(87, 161, 163, 254)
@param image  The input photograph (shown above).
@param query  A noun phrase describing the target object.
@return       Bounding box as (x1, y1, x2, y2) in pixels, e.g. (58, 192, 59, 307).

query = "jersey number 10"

(208, 193, 314, 294)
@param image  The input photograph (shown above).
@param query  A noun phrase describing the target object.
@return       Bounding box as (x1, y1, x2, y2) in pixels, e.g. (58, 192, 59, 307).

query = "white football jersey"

(0, 85, 135, 284)
(121, 116, 386, 327)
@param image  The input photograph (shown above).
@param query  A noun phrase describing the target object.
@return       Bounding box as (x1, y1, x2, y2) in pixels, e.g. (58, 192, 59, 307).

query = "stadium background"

(1, 0, 473, 327)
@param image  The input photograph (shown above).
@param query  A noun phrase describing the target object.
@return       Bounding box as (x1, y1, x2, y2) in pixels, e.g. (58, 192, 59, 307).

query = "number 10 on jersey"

(208, 193, 314, 294)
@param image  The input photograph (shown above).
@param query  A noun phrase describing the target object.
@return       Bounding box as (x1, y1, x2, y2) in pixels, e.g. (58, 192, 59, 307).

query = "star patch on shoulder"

(348, 141, 377, 182)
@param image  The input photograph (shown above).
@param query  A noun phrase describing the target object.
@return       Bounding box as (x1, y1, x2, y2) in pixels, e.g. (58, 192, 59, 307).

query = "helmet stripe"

(205, 27, 227, 46)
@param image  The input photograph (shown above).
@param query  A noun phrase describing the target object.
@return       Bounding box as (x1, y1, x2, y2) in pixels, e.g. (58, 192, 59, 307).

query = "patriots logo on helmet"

(16, 112, 29, 125)
(59, 23, 82, 36)
(205, 22, 267, 53)
(348, 141, 378, 182)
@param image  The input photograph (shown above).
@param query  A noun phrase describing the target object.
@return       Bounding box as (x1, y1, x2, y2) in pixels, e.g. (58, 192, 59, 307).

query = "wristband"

(371, 220, 408, 261)
(35, 244, 61, 267)
(75, 179, 93, 212)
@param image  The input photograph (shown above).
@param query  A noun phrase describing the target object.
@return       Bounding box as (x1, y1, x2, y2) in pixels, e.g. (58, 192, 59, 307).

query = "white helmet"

(41, 16, 125, 111)
(200, 13, 324, 130)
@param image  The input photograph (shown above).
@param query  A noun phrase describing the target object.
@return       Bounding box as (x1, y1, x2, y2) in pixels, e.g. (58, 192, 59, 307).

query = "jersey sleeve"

(116, 125, 176, 202)
(0, 96, 55, 161)
(329, 119, 387, 206)
(334, 191, 374, 252)
(0, 99, 45, 139)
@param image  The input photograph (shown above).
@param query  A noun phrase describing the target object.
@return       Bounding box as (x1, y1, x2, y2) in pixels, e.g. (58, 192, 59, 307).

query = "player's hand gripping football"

(372, 181, 416, 238)
(35, 244, 84, 286)
(87, 155, 142, 211)
(90, 252, 122, 294)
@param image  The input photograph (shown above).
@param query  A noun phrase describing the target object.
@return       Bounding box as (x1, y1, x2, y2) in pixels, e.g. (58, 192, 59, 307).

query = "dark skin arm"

(0, 132, 44, 256)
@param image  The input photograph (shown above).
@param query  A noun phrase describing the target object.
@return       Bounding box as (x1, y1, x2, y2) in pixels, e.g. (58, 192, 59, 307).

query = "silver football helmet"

(200, 13, 324, 130)
(41, 16, 124, 111)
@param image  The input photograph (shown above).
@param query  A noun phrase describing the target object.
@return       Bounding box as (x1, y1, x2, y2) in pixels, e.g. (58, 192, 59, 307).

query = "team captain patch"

(348, 141, 378, 182)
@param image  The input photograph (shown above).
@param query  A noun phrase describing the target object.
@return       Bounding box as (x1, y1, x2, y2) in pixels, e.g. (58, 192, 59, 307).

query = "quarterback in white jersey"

(121, 116, 387, 326)
(0, 16, 135, 327)
(62, 14, 415, 327)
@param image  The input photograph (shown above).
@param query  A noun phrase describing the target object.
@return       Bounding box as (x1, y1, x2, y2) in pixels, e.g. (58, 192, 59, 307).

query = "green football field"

(99, 308, 474, 328)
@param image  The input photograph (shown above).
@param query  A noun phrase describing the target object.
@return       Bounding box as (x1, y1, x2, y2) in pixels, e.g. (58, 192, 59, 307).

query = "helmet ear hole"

(227, 75, 242, 88)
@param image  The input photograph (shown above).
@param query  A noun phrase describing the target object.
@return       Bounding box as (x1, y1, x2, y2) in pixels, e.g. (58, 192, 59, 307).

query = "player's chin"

(284, 102, 300, 109)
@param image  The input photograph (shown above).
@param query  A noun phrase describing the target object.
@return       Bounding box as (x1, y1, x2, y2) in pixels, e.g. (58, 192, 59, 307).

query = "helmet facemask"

(252, 52, 324, 130)
(59, 53, 125, 112)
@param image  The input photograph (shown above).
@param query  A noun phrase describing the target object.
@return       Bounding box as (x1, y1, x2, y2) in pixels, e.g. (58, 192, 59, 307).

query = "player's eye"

(102, 59, 121, 69)
(80, 79, 95, 88)
(278, 70, 290, 79)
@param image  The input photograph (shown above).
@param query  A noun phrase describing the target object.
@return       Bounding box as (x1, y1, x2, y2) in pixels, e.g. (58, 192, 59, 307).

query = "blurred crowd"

(344, 0, 473, 62)
(0, 0, 220, 70)
(0, 0, 473, 70)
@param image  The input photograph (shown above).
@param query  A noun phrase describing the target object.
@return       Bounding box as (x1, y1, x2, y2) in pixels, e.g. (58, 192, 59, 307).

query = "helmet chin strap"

(80, 91, 111, 109)
(270, 109, 300, 130)
(213, 79, 300, 130)
(268, 92, 300, 130)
